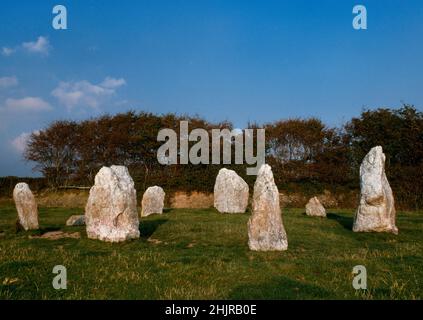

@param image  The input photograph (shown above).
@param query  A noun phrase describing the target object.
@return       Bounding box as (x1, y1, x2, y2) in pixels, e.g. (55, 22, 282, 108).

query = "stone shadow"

(34, 226, 62, 235)
(16, 226, 62, 235)
(139, 218, 168, 239)
(327, 213, 354, 230)
(228, 276, 334, 299)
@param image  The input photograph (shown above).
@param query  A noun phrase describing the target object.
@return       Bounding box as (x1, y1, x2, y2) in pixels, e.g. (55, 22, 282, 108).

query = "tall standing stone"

(214, 168, 249, 213)
(248, 164, 288, 251)
(85, 165, 140, 242)
(13, 183, 39, 230)
(141, 186, 165, 217)
(305, 197, 326, 217)
(353, 146, 398, 234)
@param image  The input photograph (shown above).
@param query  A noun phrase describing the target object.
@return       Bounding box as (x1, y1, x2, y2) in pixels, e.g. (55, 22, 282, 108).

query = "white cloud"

(101, 77, 126, 89)
(1, 47, 15, 56)
(52, 77, 126, 110)
(1, 36, 51, 57)
(22, 36, 51, 55)
(0, 76, 18, 88)
(10, 131, 39, 154)
(4, 97, 52, 112)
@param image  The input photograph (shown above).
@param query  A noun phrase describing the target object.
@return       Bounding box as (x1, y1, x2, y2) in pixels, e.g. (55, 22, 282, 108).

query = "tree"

(345, 104, 423, 209)
(345, 104, 423, 168)
(25, 121, 79, 187)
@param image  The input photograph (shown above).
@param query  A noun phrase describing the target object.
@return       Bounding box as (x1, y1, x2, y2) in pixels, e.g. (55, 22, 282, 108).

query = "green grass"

(0, 205, 422, 300)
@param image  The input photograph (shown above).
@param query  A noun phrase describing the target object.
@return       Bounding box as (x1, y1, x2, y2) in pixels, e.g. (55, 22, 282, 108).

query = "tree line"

(19, 104, 423, 210)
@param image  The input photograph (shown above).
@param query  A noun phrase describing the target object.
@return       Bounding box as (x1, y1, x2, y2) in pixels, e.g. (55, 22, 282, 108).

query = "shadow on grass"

(228, 276, 333, 299)
(139, 219, 168, 238)
(327, 213, 354, 231)
(0, 260, 39, 272)
(33, 226, 62, 236)
(15, 225, 62, 236)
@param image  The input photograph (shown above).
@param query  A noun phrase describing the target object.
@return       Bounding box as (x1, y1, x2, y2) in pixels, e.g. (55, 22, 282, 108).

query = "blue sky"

(0, 0, 422, 177)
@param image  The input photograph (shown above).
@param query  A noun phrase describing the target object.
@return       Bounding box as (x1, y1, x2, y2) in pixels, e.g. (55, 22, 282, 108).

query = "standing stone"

(13, 183, 39, 230)
(305, 197, 326, 217)
(353, 146, 398, 234)
(214, 168, 249, 213)
(248, 164, 288, 251)
(85, 165, 140, 242)
(66, 215, 85, 226)
(141, 186, 165, 217)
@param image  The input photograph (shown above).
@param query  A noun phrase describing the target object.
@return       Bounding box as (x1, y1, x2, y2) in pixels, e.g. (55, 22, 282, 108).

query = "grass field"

(0, 205, 422, 300)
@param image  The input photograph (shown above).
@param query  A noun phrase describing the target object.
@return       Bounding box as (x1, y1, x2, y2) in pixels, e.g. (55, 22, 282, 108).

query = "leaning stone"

(248, 164, 288, 251)
(214, 168, 249, 213)
(66, 215, 85, 226)
(85, 165, 140, 242)
(141, 186, 165, 217)
(353, 146, 398, 234)
(13, 183, 39, 231)
(305, 197, 326, 217)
